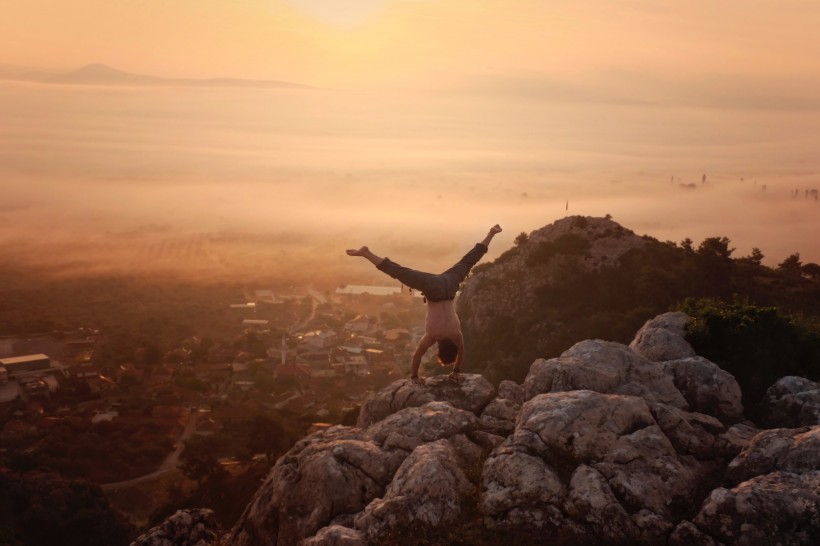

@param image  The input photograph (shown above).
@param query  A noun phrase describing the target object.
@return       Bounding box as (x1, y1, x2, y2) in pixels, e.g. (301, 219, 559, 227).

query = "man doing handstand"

(347, 224, 502, 384)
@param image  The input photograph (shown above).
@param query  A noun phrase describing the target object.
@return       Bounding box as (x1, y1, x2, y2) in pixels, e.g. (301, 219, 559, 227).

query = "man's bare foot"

(346, 246, 369, 256)
(489, 224, 502, 235)
(411, 376, 426, 386)
(448, 371, 465, 383)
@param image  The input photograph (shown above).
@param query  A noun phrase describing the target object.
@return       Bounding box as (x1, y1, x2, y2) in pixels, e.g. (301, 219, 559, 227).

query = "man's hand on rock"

(410, 375, 426, 386)
(448, 371, 465, 383)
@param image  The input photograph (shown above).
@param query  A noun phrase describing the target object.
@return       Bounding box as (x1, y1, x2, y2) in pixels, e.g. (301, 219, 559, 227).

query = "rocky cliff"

(457, 215, 653, 383)
(133, 311, 819, 545)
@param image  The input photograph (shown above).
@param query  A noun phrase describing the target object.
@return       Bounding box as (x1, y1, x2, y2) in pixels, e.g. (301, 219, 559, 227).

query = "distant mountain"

(1, 63, 312, 89)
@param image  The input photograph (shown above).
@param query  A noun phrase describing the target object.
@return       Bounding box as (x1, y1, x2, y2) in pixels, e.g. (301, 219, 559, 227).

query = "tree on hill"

(778, 253, 803, 277)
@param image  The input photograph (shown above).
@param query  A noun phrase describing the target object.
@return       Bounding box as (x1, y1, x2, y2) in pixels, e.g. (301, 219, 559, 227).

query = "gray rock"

(354, 440, 474, 541)
(478, 396, 520, 436)
(364, 401, 479, 451)
(522, 339, 688, 409)
(717, 422, 759, 458)
(497, 379, 524, 404)
(668, 520, 719, 546)
(356, 374, 495, 428)
(131, 509, 219, 546)
(630, 311, 696, 362)
(762, 376, 820, 428)
(661, 356, 743, 424)
(726, 426, 820, 484)
(481, 448, 564, 523)
(298, 525, 364, 546)
(230, 426, 403, 546)
(564, 464, 636, 539)
(693, 471, 820, 545)
(480, 390, 705, 539)
(649, 403, 725, 459)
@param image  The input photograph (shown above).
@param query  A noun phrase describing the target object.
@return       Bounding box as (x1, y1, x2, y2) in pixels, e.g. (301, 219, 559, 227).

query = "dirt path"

(101, 410, 199, 491)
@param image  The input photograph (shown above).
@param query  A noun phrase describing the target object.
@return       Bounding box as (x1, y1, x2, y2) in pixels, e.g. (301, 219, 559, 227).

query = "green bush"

(679, 297, 820, 420)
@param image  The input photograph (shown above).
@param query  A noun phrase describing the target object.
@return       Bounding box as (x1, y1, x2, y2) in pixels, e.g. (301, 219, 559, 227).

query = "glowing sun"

(284, 0, 407, 28)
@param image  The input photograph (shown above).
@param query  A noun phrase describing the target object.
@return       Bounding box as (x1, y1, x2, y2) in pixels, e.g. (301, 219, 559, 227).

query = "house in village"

(300, 330, 338, 350)
(346, 314, 371, 334)
(335, 285, 402, 297)
(274, 362, 311, 380)
(242, 319, 270, 333)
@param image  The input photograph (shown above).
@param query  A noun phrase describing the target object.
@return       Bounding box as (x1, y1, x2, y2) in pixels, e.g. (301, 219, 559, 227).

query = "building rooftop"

(0, 354, 50, 366)
(336, 285, 403, 296)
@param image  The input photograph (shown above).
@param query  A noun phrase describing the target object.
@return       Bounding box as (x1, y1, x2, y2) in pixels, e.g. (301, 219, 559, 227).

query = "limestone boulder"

(478, 396, 520, 436)
(298, 526, 364, 546)
(661, 356, 743, 424)
(364, 401, 480, 452)
(356, 374, 495, 428)
(629, 311, 696, 362)
(480, 390, 714, 543)
(131, 509, 219, 546)
(522, 340, 688, 409)
(725, 426, 820, 484)
(680, 426, 820, 546)
(230, 426, 404, 546)
(354, 440, 474, 542)
(692, 471, 820, 545)
(761, 376, 820, 428)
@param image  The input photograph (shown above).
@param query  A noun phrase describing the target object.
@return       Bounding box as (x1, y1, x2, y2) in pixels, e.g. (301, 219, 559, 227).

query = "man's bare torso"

(425, 300, 462, 341)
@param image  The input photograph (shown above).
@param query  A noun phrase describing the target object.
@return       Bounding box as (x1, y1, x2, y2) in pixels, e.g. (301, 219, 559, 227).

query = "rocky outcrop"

(222, 313, 795, 546)
(630, 311, 696, 362)
(353, 440, 474, 542)
(130, 509, 219, 546)
(761, 376, 820, 428)
(672, 426, 820, 546)
(137, 311, 817, 546)
(522, 339, 689, 408)
(230, 378, 494, 546)
(357, 374, 495, 428)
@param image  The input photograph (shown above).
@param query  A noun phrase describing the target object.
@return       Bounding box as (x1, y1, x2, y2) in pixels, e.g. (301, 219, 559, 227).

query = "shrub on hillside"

(679, 297, 820, 421)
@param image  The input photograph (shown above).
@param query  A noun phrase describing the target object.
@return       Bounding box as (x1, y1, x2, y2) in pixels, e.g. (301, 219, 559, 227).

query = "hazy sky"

(4, 1, 820, 92)
(1, 1, 819, 281)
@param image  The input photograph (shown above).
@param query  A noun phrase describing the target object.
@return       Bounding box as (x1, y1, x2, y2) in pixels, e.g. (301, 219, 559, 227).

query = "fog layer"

(1, 80, 818, 284)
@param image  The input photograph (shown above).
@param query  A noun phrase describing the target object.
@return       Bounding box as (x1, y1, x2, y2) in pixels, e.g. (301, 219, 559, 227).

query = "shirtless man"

(346, 224, 502, 384)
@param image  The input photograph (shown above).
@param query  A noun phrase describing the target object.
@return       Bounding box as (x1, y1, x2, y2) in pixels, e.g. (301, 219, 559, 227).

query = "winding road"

(100, 410, 200, 491)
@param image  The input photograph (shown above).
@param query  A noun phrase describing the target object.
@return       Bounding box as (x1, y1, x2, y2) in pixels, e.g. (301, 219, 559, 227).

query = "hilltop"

(458, 215, 820, 386)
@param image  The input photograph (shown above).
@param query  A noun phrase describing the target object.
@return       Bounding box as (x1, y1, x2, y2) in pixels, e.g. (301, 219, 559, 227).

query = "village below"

(0, 280, 428, 529)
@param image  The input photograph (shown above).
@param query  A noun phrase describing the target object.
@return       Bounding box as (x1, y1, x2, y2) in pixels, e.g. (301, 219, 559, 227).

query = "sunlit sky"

(1, 1, 819, 279)
(4, 1, 820, 91)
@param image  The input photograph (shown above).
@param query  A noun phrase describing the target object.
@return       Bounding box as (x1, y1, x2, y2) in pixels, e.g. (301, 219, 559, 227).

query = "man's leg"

(347, 246, 435, 293)
(440, 224, 503, 283)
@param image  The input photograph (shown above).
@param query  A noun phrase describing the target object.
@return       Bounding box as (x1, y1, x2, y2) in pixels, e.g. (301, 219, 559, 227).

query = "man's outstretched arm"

(449, 340, 466, 383)
(410, 334, 435, 384)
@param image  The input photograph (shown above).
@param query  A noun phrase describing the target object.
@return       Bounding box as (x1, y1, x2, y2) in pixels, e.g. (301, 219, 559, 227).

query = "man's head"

(437, 338, 459, 365)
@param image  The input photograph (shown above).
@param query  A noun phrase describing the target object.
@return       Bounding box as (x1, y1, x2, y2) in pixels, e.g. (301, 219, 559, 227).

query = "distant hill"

(0, 63, 312, 89)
